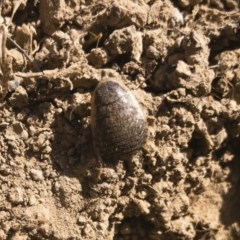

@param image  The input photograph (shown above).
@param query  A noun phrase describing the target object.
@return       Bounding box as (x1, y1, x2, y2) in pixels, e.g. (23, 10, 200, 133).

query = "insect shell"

(91, 79, 147, 161)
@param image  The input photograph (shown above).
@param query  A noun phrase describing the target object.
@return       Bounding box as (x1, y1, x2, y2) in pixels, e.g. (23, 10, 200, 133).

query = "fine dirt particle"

(0, 0, 240, 239)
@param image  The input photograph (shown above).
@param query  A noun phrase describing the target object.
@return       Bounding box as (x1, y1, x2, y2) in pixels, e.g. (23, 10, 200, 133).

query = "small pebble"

(30, 169, 44, 181)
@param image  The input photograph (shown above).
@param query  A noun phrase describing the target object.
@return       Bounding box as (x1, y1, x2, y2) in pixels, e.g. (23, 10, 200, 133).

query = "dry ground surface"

(0, 0, 240, 239)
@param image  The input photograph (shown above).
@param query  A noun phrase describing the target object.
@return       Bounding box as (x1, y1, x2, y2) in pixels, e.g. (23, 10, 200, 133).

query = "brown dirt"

(0, 0, 240, 239)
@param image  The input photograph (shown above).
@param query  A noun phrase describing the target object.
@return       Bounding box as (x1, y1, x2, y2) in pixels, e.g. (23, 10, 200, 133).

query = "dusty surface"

(0, 0, 240, 239)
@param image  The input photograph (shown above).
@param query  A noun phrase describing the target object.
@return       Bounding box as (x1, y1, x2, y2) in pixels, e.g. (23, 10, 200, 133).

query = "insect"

(91, 79, 147, 161)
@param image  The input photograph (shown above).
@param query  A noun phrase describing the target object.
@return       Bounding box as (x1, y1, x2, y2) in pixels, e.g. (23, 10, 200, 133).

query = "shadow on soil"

(50, 103, 99, 198)
(220, 140, 240, 226)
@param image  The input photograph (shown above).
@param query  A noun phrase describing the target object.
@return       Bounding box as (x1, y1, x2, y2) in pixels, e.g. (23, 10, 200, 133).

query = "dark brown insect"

(91, 80, 147, 161)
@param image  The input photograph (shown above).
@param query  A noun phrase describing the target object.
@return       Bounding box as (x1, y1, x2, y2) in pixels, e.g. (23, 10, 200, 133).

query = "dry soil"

(0, 0, 240, 239)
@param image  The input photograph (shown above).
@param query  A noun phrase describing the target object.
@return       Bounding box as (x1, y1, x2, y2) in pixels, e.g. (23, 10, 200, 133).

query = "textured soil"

(0, 0, 240, 239)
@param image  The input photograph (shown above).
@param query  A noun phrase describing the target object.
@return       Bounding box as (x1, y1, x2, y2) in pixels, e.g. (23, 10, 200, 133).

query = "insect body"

(91, 80, 147, 161)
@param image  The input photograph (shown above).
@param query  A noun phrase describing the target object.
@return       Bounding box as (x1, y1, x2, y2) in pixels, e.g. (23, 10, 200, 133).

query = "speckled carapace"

(91, 80, 147, 161)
